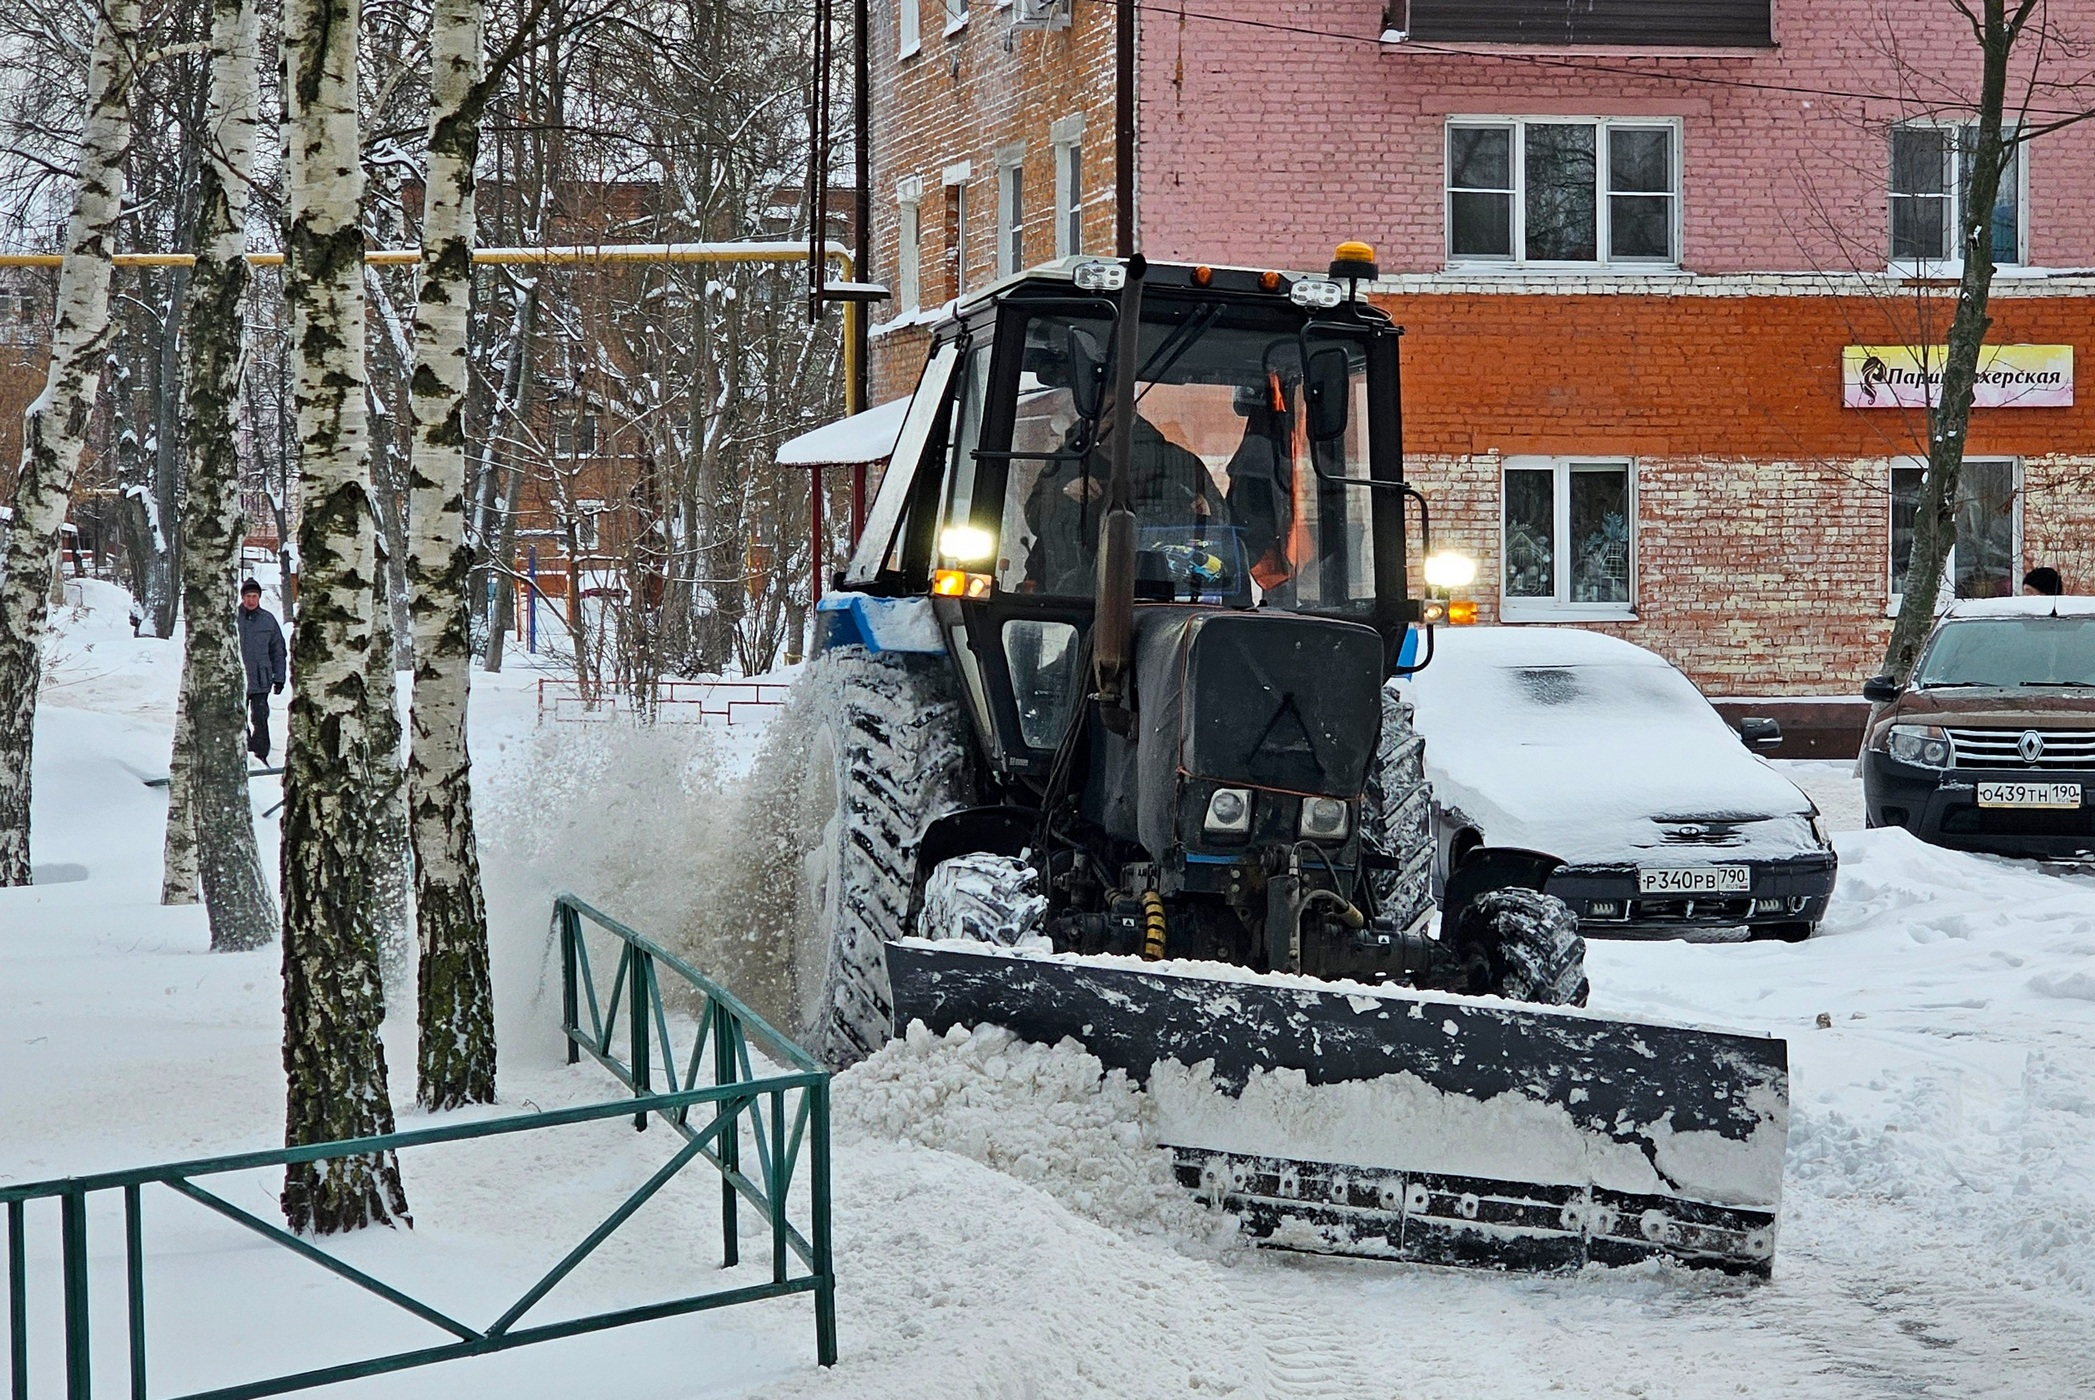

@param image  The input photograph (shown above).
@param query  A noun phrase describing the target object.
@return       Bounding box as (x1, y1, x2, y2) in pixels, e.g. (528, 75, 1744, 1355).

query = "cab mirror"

(1066, 326, 1107, 423)
(1303, 345, 1351, 442)
(1861, 674, 1902, 704)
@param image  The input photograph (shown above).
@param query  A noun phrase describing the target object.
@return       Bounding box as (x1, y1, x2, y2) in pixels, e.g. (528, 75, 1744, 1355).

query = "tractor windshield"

(972, 301, 1377, 615)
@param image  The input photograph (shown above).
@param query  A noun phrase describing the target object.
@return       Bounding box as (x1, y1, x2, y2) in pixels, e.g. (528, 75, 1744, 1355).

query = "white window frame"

(1888, 120, 2026, 275)
(995, 147, 1025, 277)
(1444, 117, 1683, 272)
(1052, 116, 1084, 259)
(1887, 456, 2023, 613)
(1498, 457, 1638, 622)
(898, 0, 920, 56)
(896, 187, 922, 311)
(943, 0, 968, 36)
(942, 163, 971, 299)
(573, 498, 604, 553)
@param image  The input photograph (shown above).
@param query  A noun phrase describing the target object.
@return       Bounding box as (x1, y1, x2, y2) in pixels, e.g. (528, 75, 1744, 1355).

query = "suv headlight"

(1886, 723, 1952, 769)
(1204, 787, 1253, 834)
(1299, 796, 1349, 840)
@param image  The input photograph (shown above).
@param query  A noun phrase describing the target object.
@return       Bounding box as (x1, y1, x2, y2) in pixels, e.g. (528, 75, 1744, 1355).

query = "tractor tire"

(921, 852, 1047, 947)
(784, 647, 975, 1067)
(1463, 887, 1591, 1008)
(1362, 683, 1434, 935)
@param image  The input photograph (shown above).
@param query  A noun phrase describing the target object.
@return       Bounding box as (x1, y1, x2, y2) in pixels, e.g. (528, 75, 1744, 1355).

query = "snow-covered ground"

(5, 584, 2094, 1398)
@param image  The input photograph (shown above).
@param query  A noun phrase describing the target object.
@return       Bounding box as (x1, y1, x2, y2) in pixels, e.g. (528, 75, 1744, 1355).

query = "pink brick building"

(868, 0, 2095, 696)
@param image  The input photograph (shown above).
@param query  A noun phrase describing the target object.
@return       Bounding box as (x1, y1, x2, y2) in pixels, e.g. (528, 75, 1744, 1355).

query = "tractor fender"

(815, 592, 945, 656)
(1440, 846, 1564, 921)
(912, 805, 1038, 894)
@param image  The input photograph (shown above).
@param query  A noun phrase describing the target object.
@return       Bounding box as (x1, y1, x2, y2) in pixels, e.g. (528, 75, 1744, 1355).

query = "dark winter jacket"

(238, 603, 287, 696)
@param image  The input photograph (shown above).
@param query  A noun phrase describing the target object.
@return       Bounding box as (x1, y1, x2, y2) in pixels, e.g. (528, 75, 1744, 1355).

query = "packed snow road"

(2, 587, 2092, 1397)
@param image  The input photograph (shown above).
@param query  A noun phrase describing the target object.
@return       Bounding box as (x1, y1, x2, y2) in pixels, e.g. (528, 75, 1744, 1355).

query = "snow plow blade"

(885, 942, 1787, 1275)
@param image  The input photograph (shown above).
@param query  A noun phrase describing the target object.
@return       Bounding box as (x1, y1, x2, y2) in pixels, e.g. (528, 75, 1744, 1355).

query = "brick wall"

(866, 0, 1118, 400)
(1383, 288, 2095, 692)
(1137, 0, 2095, 275)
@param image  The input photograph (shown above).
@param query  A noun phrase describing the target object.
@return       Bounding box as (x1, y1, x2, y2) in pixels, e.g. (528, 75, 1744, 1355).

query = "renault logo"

(2019, 730, 2046, 764)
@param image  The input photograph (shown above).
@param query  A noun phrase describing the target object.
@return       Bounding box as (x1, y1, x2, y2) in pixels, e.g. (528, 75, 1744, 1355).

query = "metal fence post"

(124, 1184, 145, 1400)
(811, 1081, 837, 1366)
(714, 1002, 739, 1269)
(630, 950, 650, 1131)
(770, 1089, 787, 1285)
(60, 1188, 88, 1400)
(9, 1198, 27, 1400)
(560, 904, 580, 1065)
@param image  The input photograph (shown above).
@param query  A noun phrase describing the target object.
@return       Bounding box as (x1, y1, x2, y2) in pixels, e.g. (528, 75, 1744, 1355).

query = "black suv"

(1862, 598, 2095, 857)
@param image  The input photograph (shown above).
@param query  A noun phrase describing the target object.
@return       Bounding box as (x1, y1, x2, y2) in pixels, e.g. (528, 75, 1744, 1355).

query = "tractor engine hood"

(1095, 609, 1383, 859)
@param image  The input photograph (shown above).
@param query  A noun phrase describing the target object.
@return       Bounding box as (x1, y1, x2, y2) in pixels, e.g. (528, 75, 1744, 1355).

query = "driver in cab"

(1022, 404, 1218, 596)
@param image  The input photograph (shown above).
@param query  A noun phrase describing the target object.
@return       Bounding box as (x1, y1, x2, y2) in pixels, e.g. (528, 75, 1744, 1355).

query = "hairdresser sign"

(1843, 344, 2073, 409)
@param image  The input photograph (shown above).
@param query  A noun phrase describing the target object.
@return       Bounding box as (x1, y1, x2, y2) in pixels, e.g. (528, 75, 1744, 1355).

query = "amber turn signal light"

(1447, 599, 1478, 625)
(931, 569, 993, 599)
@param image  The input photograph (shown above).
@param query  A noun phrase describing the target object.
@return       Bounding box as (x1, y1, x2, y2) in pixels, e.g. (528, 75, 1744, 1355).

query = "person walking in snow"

(238, 578, 287, 762)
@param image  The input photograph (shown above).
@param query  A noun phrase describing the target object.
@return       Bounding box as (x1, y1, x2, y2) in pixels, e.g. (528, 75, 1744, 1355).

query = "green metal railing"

(1, 892, 834, 1399)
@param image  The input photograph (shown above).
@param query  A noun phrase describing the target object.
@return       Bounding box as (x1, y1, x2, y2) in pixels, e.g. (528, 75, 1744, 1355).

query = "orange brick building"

(865, 0, 2095, 694)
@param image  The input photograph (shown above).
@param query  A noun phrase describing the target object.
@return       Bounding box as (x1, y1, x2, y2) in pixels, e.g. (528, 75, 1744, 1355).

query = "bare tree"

(0, 0, 139, 888)
(1880, 0, 2059, 680)
(278, 0, 410, 1234)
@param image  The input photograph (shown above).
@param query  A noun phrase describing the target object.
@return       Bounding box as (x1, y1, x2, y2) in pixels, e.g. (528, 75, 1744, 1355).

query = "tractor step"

(886, 941, 1788, 1275)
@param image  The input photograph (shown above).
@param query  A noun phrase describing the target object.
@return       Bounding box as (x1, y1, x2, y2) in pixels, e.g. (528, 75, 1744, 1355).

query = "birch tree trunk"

(168, 0, 277, 949)
(0, 0, 138, 887)
(1879, 0, 2039, 682)
(368, 537, 412, 997)
(279, 0, 410, 1233)
(161, 700, 199, 903)
(410, 0, 498, 1108)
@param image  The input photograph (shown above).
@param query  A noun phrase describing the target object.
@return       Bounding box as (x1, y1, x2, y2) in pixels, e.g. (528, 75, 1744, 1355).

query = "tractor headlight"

(1886, 723, 1952, 769)
(1072, 259, 1127, 292)
(1204, 787, 1253, 834)
(1288, 277, 1344, 309)
(1299, 796, 1349, 840)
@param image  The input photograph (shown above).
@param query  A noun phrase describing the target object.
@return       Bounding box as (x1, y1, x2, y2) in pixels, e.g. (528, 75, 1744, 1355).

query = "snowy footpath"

(3, 585, 2093, 1398)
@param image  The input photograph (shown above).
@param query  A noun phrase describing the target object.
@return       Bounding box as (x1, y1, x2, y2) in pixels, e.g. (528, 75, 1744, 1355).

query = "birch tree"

(1879, 0, 2047, 680)
(279, 0, 410, 1233)
(410, 0, 501, 1108)
(0, 0, 138, 888)
(164, 0, 277, 949)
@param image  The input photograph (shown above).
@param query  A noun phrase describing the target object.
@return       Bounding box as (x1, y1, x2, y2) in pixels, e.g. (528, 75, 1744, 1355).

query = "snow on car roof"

(1423, 624, 1672, 669)
(1942, 595, 2095, 619)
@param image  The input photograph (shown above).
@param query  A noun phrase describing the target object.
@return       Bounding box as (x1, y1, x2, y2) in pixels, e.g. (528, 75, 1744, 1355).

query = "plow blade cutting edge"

(886, 942, 1788, 1275)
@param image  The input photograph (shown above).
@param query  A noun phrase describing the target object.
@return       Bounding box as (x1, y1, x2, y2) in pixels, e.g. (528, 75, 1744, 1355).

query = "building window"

(944, 0, 967, 34)
(573, 498, 604, 553)
(1501, 459, 1635, 619)
(897, 195, 921, 310)
(1890, 458, 2019, 605)
(1446, 119, 1679, 267)
(997, 155, 1025, 277)
(1053, 131, 1083, 258)
(899, 0, 920, 54)
(553, 411, 598, 457)
(1890, 124, 2022, 267)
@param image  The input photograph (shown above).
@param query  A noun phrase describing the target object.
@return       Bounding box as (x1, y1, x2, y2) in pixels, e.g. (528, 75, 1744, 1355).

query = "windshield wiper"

(1915, 681, 1993, 689)
(2019, 680, 2095, 688)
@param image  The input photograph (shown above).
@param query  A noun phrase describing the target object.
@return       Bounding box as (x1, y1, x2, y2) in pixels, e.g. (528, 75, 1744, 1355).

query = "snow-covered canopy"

(776, 396, 911, 468)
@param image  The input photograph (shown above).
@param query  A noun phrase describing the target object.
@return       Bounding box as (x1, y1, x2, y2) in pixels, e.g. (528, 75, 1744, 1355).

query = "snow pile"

(835, 1022, 1229, 1248)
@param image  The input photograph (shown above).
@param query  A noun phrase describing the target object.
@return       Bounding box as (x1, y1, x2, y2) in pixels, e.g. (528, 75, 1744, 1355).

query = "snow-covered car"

(1396, 627, 1837, 940)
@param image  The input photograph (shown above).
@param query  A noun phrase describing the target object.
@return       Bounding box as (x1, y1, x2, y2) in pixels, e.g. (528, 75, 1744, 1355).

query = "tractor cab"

(840, 251, 1429, 784)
